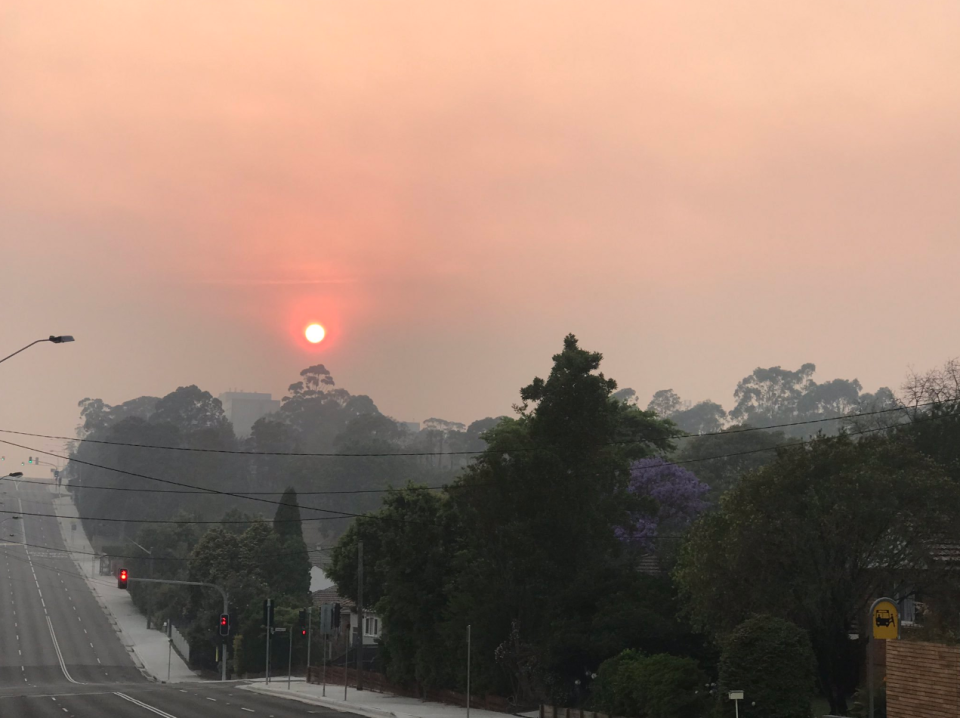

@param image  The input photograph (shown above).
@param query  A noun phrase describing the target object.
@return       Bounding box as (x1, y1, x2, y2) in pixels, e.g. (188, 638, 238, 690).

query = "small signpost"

(868, 597, 900, 718)
(729, 690, 744, 717)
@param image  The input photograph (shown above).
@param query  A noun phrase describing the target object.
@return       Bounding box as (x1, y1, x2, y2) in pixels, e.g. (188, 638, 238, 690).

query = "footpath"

(50, 487, 201, 683)
(243, 680, 525, 718)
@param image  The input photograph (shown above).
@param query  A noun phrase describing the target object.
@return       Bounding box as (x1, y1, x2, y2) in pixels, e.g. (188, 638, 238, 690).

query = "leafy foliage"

(591, 649, 708, 718)
(330, 335, 687, 701)
(675, 433, 960, 714)
(616, 458, 709, 551)
(717, 616, 817, 718)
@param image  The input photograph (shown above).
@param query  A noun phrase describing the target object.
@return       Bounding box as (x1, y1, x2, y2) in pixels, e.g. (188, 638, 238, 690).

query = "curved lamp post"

(0, 335, 75, 366)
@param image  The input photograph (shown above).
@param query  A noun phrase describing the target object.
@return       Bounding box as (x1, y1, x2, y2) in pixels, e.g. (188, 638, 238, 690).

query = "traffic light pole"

(306, 608, 312, 676)
(128, 577, 229, 681)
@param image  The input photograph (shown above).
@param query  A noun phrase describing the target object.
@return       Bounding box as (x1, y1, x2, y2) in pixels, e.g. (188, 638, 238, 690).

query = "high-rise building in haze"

(218, 391, 281, 437)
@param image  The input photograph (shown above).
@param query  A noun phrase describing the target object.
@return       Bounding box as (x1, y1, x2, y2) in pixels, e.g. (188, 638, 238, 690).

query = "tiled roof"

(638, 553, 661, 576)
(312, 588, 355, 611)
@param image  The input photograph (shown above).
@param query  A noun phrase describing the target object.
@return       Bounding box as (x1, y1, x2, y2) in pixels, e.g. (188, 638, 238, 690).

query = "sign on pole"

(871, 599, 899, 640)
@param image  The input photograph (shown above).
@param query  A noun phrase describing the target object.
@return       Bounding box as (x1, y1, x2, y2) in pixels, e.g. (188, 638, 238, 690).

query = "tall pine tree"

(272, 487, 312, 598)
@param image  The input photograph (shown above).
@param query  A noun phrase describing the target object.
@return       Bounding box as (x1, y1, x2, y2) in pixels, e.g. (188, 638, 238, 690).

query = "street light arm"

(0, 336, 75, 365)
(0, 339, 49, 365)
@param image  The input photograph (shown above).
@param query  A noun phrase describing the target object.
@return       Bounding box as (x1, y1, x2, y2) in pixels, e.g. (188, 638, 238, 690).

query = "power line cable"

(0, 437, 414, 523)
(3, 537, 326, 562)
(0, 398, 936, 458)
(0, 406, 949, 532)
(4, 507, 371, 525)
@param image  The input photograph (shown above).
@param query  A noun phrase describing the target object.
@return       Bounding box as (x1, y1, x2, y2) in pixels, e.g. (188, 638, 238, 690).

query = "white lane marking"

(242, 709, 255, 713)
(114, 692, 181, 717)
(47, 613, 80, 684)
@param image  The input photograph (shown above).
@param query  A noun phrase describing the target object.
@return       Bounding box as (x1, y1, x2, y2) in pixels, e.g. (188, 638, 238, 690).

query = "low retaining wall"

(540, 706, 618, 718)
(887, 640, 959, 718)
(305, 665, 514, 713)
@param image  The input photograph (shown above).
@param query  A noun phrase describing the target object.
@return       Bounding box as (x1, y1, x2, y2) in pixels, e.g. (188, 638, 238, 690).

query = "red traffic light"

(117, 568, 128, 589)
(220, 616, 228, 627)
(219, 613, 230, 636)
(301, 629, 307, 636)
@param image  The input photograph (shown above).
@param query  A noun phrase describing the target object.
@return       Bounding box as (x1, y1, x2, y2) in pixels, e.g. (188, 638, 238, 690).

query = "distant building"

(218, 391, 281, 437)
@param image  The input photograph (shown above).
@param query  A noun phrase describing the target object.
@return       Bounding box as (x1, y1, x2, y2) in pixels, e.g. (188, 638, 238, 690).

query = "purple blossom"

(617, 457, 709, 550)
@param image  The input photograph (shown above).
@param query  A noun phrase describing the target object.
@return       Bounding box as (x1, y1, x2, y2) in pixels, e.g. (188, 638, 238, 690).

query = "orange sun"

(305, 324, 326, 343)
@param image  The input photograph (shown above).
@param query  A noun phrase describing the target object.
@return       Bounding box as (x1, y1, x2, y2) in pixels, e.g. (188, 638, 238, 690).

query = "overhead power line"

(0, 403, 946, 515)
(0, 538, 326, 562)
(5, 508, 359, 525)
(1, 410, 951, 535)
(0, 437, 384, 519)
(0, 399, 937, 458)
(0, 437, 438, 526)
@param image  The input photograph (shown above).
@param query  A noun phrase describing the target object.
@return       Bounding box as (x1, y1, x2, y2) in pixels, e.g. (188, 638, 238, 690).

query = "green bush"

(718, 616, 817, 718)
(592, 649, 708, 718)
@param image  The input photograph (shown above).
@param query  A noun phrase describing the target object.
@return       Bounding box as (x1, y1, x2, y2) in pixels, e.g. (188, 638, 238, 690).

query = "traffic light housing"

(117, 568, 128, 589)
(28, 457, 33, 464)
(219, 613, 229, 636)
(299, 609, 307, 626)
(332, 603, 341, 628)
(263, 599, 274, 628)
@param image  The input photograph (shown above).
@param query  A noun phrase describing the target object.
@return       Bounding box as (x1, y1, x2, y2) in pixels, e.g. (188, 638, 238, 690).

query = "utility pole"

(356, 540, 363, 691)
(306, 606, 313, 677)
(287, 626, 293, 690)
(466, 625, 472, 718)
(322, 610, 328, 697)
(265, 598, 273, 685)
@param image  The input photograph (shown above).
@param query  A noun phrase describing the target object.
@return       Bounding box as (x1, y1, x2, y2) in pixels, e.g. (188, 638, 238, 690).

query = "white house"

(312, 587, 381, 647)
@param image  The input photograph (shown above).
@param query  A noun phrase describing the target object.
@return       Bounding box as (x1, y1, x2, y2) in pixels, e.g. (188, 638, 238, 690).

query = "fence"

(305, 665, 514, 713)
(170, 623, 191, 663)
(540, 707, 618, 718)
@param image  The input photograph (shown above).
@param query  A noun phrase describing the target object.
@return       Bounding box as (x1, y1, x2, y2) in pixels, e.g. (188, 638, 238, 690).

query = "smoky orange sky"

(2, 1, 959, 461)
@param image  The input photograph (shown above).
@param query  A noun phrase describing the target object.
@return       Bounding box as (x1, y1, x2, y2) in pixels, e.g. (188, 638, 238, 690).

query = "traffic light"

(117, 568, 128, 589)
(219, 613, 230, 636)
(332, 603, 341, 628)
(299, 609, 307, 626)
(27, 457, 33, 464)
(263, 598, 274, 628)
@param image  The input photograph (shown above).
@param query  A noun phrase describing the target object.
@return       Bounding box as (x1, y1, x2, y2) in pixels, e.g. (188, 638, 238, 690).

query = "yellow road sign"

(872, 599, 899, 640)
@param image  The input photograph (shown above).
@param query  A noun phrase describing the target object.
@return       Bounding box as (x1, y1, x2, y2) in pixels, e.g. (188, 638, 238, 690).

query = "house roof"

(312, 588, 356, 611)
(638, 553, 661, 576)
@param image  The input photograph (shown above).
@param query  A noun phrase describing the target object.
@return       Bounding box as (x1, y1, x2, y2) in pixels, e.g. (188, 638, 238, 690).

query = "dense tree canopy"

(675, 433, 960, 713)
(68, 340, 960, 704)
(330, 335, 691, 701)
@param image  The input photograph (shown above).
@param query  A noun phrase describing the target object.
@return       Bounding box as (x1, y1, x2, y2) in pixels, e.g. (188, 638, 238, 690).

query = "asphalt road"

(0, 481, 349, 718)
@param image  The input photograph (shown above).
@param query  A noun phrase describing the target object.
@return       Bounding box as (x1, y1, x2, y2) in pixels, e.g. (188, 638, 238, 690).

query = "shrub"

(592, 649, 708, 718)
(718, 615, 817, 718)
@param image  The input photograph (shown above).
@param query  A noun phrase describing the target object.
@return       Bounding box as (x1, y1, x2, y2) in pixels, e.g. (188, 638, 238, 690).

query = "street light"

(0, 335, 75, 366)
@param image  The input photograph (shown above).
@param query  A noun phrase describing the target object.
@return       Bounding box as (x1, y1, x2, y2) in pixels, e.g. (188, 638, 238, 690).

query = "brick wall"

(887, 640, 960, 718)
